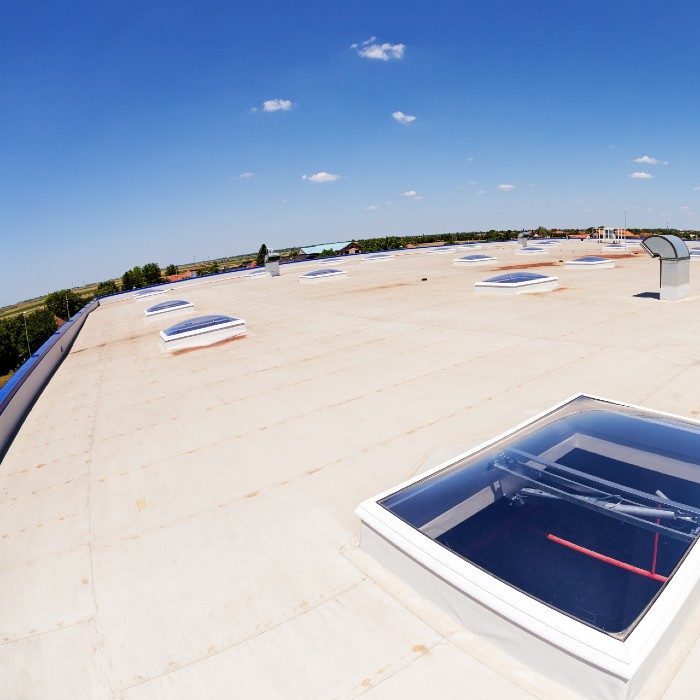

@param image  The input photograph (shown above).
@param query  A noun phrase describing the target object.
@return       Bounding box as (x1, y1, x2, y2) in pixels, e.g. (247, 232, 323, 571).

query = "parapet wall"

(0, 299, 99, 461)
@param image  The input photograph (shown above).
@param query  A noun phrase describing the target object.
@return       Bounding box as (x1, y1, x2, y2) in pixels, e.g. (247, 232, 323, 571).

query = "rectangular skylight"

(357, 395, 700, 696)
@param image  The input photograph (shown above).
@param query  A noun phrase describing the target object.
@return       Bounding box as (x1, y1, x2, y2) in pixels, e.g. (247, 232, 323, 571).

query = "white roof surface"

(2, 241, 700, 698)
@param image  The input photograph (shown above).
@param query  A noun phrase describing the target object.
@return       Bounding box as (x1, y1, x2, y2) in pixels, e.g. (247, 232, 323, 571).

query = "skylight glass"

(484, 272, 549, 284)
(459, 255, 494, 261)
(573, 256, 608, 262)
(379, 398, 700, 638)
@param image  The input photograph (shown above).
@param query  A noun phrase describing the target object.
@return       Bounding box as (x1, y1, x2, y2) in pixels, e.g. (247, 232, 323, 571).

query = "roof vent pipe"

(640, 234, 690, 301)
(517, 230, 531, 249)
(265, 251, 281, 277)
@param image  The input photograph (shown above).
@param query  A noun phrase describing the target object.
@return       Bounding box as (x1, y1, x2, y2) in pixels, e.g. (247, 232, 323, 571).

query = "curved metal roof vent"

(517, 230, 531, 248)
(641, 234, 689, 260)
(640, 234, 689, 300)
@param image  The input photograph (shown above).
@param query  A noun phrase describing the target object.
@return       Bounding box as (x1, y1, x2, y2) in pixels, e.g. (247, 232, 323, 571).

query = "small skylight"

(144, 299, 194, 317)
(515, 246, 546, 255)
(357, 395, 700, 693)
(475, 271, 558, 294)
(565, 256, 615, 269)
(299, 268, 347, 281)
(453, 254, 496, 266)
(133, 288, 167, 300)
(159, 314, 246, 350)
(246, 268, 267, 277)
(362, 253, 395, 262)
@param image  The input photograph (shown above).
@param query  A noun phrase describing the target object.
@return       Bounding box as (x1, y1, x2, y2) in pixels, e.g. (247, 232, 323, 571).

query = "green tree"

(197, 261, 220, 275)
(165, 264, 178, 276)
(45, 289, 85, 321)
(142, 262, 163, 285)
(122, 266, 146, 290)
(256, 243, 268, 266)
(96, 280, 120, 297)
(318, 248, 338, 258)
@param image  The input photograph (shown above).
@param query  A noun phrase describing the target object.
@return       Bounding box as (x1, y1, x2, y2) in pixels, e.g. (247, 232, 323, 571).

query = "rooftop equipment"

(264, 251, 281, 277)
(517, 230, 531, 249)
(474, 272, 558, 294)
(362, 253, 395, 262)
(159, 314, 246, 351)
(356, 394, 700, 698)
(640, 234, 690, 301)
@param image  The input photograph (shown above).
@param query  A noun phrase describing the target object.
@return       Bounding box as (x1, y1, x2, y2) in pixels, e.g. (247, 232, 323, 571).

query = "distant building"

(595, 227, 630, 240)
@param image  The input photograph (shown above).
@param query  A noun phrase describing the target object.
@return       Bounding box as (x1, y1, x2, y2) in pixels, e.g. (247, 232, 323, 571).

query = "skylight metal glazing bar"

(506, 447, 700, 518)
(492, 461, 695, 543)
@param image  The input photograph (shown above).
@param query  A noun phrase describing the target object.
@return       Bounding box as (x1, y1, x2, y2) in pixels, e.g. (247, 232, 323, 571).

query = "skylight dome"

(602, 243, 627, 251)
(246, 268, 267, 278)
(133, 288, 167, 301)
(458, 243, 483, 250)
(515, 246, 546, 255)
(453, 254, 496, 266)
(565, 256, 616, 269)
(159, 314, 246, 351)
(299, 268, 347, 282)
(475, 271, 558, 294)
(357, 395, 700, 697)
(144, 299, 194, 317)
(426, 247, 449, 254)
(362, 253, 395, 262)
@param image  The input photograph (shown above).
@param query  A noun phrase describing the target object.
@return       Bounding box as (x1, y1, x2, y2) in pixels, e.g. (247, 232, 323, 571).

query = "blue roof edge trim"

(0, 299, 100, 423)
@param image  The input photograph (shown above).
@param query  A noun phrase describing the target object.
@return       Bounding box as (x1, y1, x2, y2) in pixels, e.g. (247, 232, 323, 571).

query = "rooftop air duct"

(265, 251, 281, 277)
(517, 230, 531, 249)
(640, 234, 690, 301)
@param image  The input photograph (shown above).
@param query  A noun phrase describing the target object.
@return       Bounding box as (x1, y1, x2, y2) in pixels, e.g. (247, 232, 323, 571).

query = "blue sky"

(2, 1, 699, 304)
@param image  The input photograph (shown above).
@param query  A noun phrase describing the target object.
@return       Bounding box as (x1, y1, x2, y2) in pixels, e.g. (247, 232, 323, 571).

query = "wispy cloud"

(238, 172, 254, 179)
(633, 155, 668, 165)
(261, 99, 294, 112)
(629, 172, 653, 179)
(366, 204, 381, 211)
(402, 190, 422, 199)
(302, 172, 340, 183)
(392, 111, 416, 124)
(497, 184, 515, 191)
(353, 38, 406, 61)
(476, 190, 486, 194)
(693, 186, 700, 191)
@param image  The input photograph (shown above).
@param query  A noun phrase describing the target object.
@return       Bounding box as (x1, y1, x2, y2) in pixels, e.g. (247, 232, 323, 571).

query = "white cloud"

(302, 172, 340, 183)
(633, 155, 668, 165)
(629, 172, 653, 179)
(693, 186, 700, 191)
(354, 40, 406, 61)
(261, 99, 294, 112)
(497, 184, 515, 191)
(402, 190, 422, 199)
(476, 190, 486, 194)
(238, 172, 254, 179)
(366, 204, 381, 210)
(392, 110, 416, 124)
(467, 156, 475, 162)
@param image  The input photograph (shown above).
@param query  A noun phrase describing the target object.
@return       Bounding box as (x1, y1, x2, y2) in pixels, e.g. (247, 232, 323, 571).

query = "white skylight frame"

(356, 393, 700, 689)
